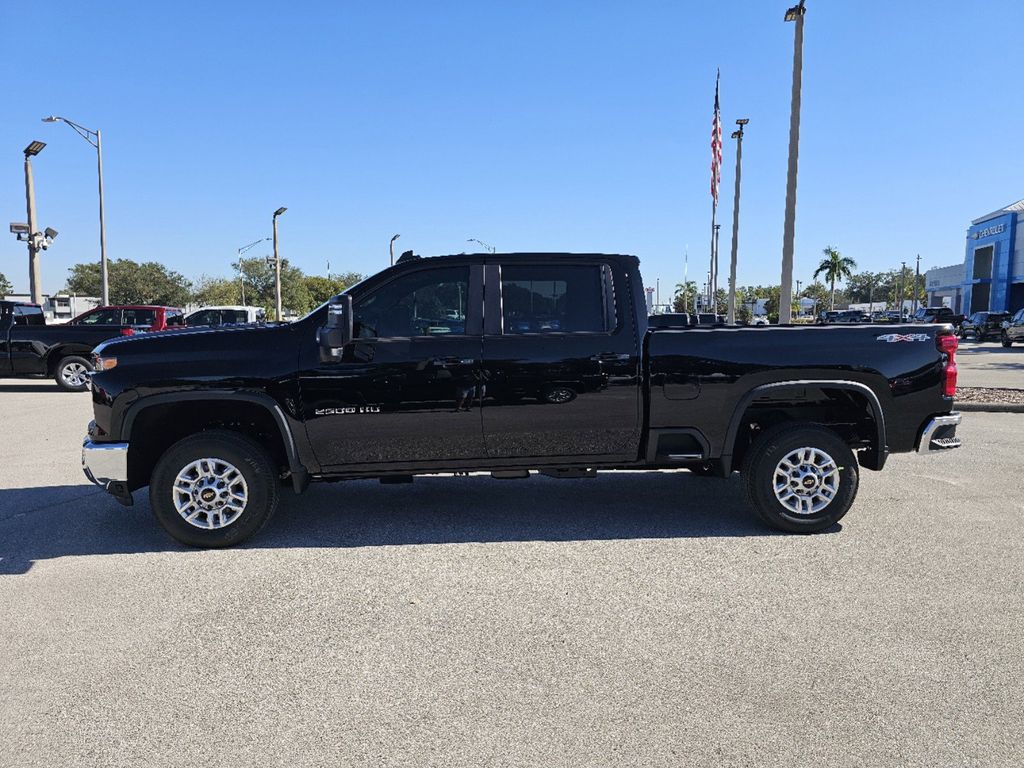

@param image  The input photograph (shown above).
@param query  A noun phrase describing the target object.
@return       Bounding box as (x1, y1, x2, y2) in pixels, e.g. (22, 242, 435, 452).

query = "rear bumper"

(917, 412, 962, 453)
(82, 436, 132, 504)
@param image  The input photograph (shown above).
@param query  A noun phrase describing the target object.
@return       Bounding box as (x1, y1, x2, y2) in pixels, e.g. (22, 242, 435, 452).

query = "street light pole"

(390, 234, 401, 266)
(43, 116, 109, 305)
(272, 207, 287, 321)
(727, 119, 749, 324)
(899, 260, 906, 318)
(236, 238, 269, 305)
(913, 254, 921, 314)
(779, 0, 807, 325)
(24, 142, 45, 304)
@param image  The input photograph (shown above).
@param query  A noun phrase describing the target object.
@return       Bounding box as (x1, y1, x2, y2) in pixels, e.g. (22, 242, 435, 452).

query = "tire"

(149, 429, 280, 548)
(54, 355, 93, 391)
(741, 423, 858, 533)
(1003, 333, 1012, 348)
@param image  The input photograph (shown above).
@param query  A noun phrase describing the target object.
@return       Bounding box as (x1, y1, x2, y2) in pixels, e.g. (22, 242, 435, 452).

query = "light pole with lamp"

(795, 279, 802, 317)
(778, 0, 806, 324)
(727, 118, 749, 324)
(272, 207, 287, 321)
(236, 238, 269, 305)
(467, 238, 496, 254)
(390, 234, 401, 266)
(42, 116, 109, 305)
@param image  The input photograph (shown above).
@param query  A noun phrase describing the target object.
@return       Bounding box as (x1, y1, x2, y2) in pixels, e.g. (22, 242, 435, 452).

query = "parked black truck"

(1, 301, 135, 391)
(82, 253, 963, 547)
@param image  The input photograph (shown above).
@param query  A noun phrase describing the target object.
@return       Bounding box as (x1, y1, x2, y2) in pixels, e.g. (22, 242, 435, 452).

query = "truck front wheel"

(55, 355, 93, 391)
(149, 430, 280, 547)
(741, 423, 858, 533)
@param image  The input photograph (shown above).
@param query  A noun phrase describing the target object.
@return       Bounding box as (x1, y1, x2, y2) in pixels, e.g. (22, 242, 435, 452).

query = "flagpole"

(709, 69, 723, 315)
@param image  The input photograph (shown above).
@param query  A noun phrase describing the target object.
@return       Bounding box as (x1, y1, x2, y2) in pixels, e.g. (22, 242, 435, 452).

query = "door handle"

(590, 353, 631, 362)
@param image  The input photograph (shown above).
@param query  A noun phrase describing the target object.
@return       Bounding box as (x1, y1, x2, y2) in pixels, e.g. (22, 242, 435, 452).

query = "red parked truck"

(70, 305, 184, 332)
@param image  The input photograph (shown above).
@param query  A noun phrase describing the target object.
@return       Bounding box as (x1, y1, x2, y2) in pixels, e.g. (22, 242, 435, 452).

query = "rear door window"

(500, 264, 612, 334)
(123, 308, 156, 327)
(78, 308, 122, 325)
(13, 305, 45, 326)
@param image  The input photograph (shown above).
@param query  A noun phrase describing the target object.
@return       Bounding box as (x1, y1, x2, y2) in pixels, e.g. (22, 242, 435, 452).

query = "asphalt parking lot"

(1, 379, 1022, 767)
(955, 339, 1023, 389)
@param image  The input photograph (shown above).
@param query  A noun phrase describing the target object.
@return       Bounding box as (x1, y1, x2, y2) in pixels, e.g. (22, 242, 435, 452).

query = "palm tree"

(813, 246, 857, 311)
(673, 281, 697, 313)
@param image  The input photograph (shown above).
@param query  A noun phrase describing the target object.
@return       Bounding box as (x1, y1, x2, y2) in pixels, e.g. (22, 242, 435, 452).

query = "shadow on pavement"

(0, 472, 822, 575)
(0, 383, 83, 394)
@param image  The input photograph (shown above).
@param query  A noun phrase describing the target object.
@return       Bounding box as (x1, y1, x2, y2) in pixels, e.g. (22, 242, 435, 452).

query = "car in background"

(750, 316, 770, 326)
(71, 305, 184, 332)
(911, 306, 964, 327)
(816, 310, 840, 324)
(1, 300, 135, 390)
(959, 311, 1010, 342)
(184, 305, 267, 328)
(833, 310, 871, 324)
(1001, 308, 1024, 347)
(693, 313, 721, 326)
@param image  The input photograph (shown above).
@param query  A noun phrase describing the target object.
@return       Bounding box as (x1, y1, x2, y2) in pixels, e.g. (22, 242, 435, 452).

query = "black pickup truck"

(82, 253, 962, 547)
(1, 301, 135, 391)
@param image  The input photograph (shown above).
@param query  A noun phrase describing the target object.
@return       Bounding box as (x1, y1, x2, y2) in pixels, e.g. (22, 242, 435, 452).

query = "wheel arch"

(46, 345, 94, 375)
(120, 391, 309, 493)
(721, 379, 887, 475)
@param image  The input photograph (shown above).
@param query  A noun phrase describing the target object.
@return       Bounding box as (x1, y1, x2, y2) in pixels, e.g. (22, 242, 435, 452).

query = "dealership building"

(925, 199, 1024, 315)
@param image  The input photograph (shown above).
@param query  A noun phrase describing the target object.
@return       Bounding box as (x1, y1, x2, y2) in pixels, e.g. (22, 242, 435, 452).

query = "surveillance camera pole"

(24, 151, 43, 304)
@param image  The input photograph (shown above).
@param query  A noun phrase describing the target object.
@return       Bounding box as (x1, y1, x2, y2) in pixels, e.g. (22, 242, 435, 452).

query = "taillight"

(121, 328, 134, 336)
(937, 333, 957, 397)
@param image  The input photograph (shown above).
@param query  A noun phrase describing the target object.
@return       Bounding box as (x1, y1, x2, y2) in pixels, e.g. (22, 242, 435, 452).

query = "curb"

(956, 402, 1024, 413)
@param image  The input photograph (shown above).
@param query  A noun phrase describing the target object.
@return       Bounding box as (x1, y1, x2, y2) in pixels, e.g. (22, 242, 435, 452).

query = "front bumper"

(82, 435, 131, 504)
(917, 412, 962, 453)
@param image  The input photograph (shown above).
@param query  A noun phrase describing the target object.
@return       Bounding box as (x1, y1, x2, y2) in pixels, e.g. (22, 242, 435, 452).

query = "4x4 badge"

(876, 333, 929, 343)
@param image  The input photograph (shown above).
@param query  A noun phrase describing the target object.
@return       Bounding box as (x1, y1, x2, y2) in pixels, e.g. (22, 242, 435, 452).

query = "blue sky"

(2, 0, 1022, 298)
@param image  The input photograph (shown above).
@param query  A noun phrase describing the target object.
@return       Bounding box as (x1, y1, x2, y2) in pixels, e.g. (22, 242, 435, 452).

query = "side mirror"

(320, 294, 353, 361)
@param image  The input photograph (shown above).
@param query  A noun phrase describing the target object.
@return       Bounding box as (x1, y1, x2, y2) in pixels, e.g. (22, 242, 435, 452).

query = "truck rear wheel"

(149, 430, 279, 548)
(55, 355, 93, 391)
(741, 423, 858, 533)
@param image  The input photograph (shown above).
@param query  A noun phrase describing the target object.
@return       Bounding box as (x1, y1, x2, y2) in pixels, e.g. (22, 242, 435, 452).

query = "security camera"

(9, 222, 29, 234)
(44, 227, 58, 240)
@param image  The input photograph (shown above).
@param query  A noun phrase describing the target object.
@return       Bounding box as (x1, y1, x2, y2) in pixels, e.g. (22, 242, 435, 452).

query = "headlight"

(93, 355, 118, 372)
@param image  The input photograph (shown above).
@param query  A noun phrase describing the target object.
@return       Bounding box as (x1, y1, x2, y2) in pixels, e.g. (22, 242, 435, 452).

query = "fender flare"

(721, 379, 887, 474)
(119, 390, 310, 492)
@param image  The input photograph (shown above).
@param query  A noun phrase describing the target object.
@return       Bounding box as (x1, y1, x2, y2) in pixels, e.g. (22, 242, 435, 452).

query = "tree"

(672, 281, 698, 313)
(192, 276, 242, 307)
(233, 256, 313, 318)
(801, 281, 830, 316)
(303, 272, 363, 307)
(66, 259, 192, 306)
(0, 272, 12, 297)
(812, 246, 857, 311)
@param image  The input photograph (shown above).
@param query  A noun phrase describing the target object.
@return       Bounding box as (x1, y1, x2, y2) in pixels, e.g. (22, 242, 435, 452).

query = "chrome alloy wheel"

(772, 446, 840, 516)
(172, 458, 249, 530)
(61, 362, 90, 388)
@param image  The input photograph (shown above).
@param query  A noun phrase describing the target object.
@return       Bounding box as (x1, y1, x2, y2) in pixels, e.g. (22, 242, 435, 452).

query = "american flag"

(711, 69, 722, 205)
